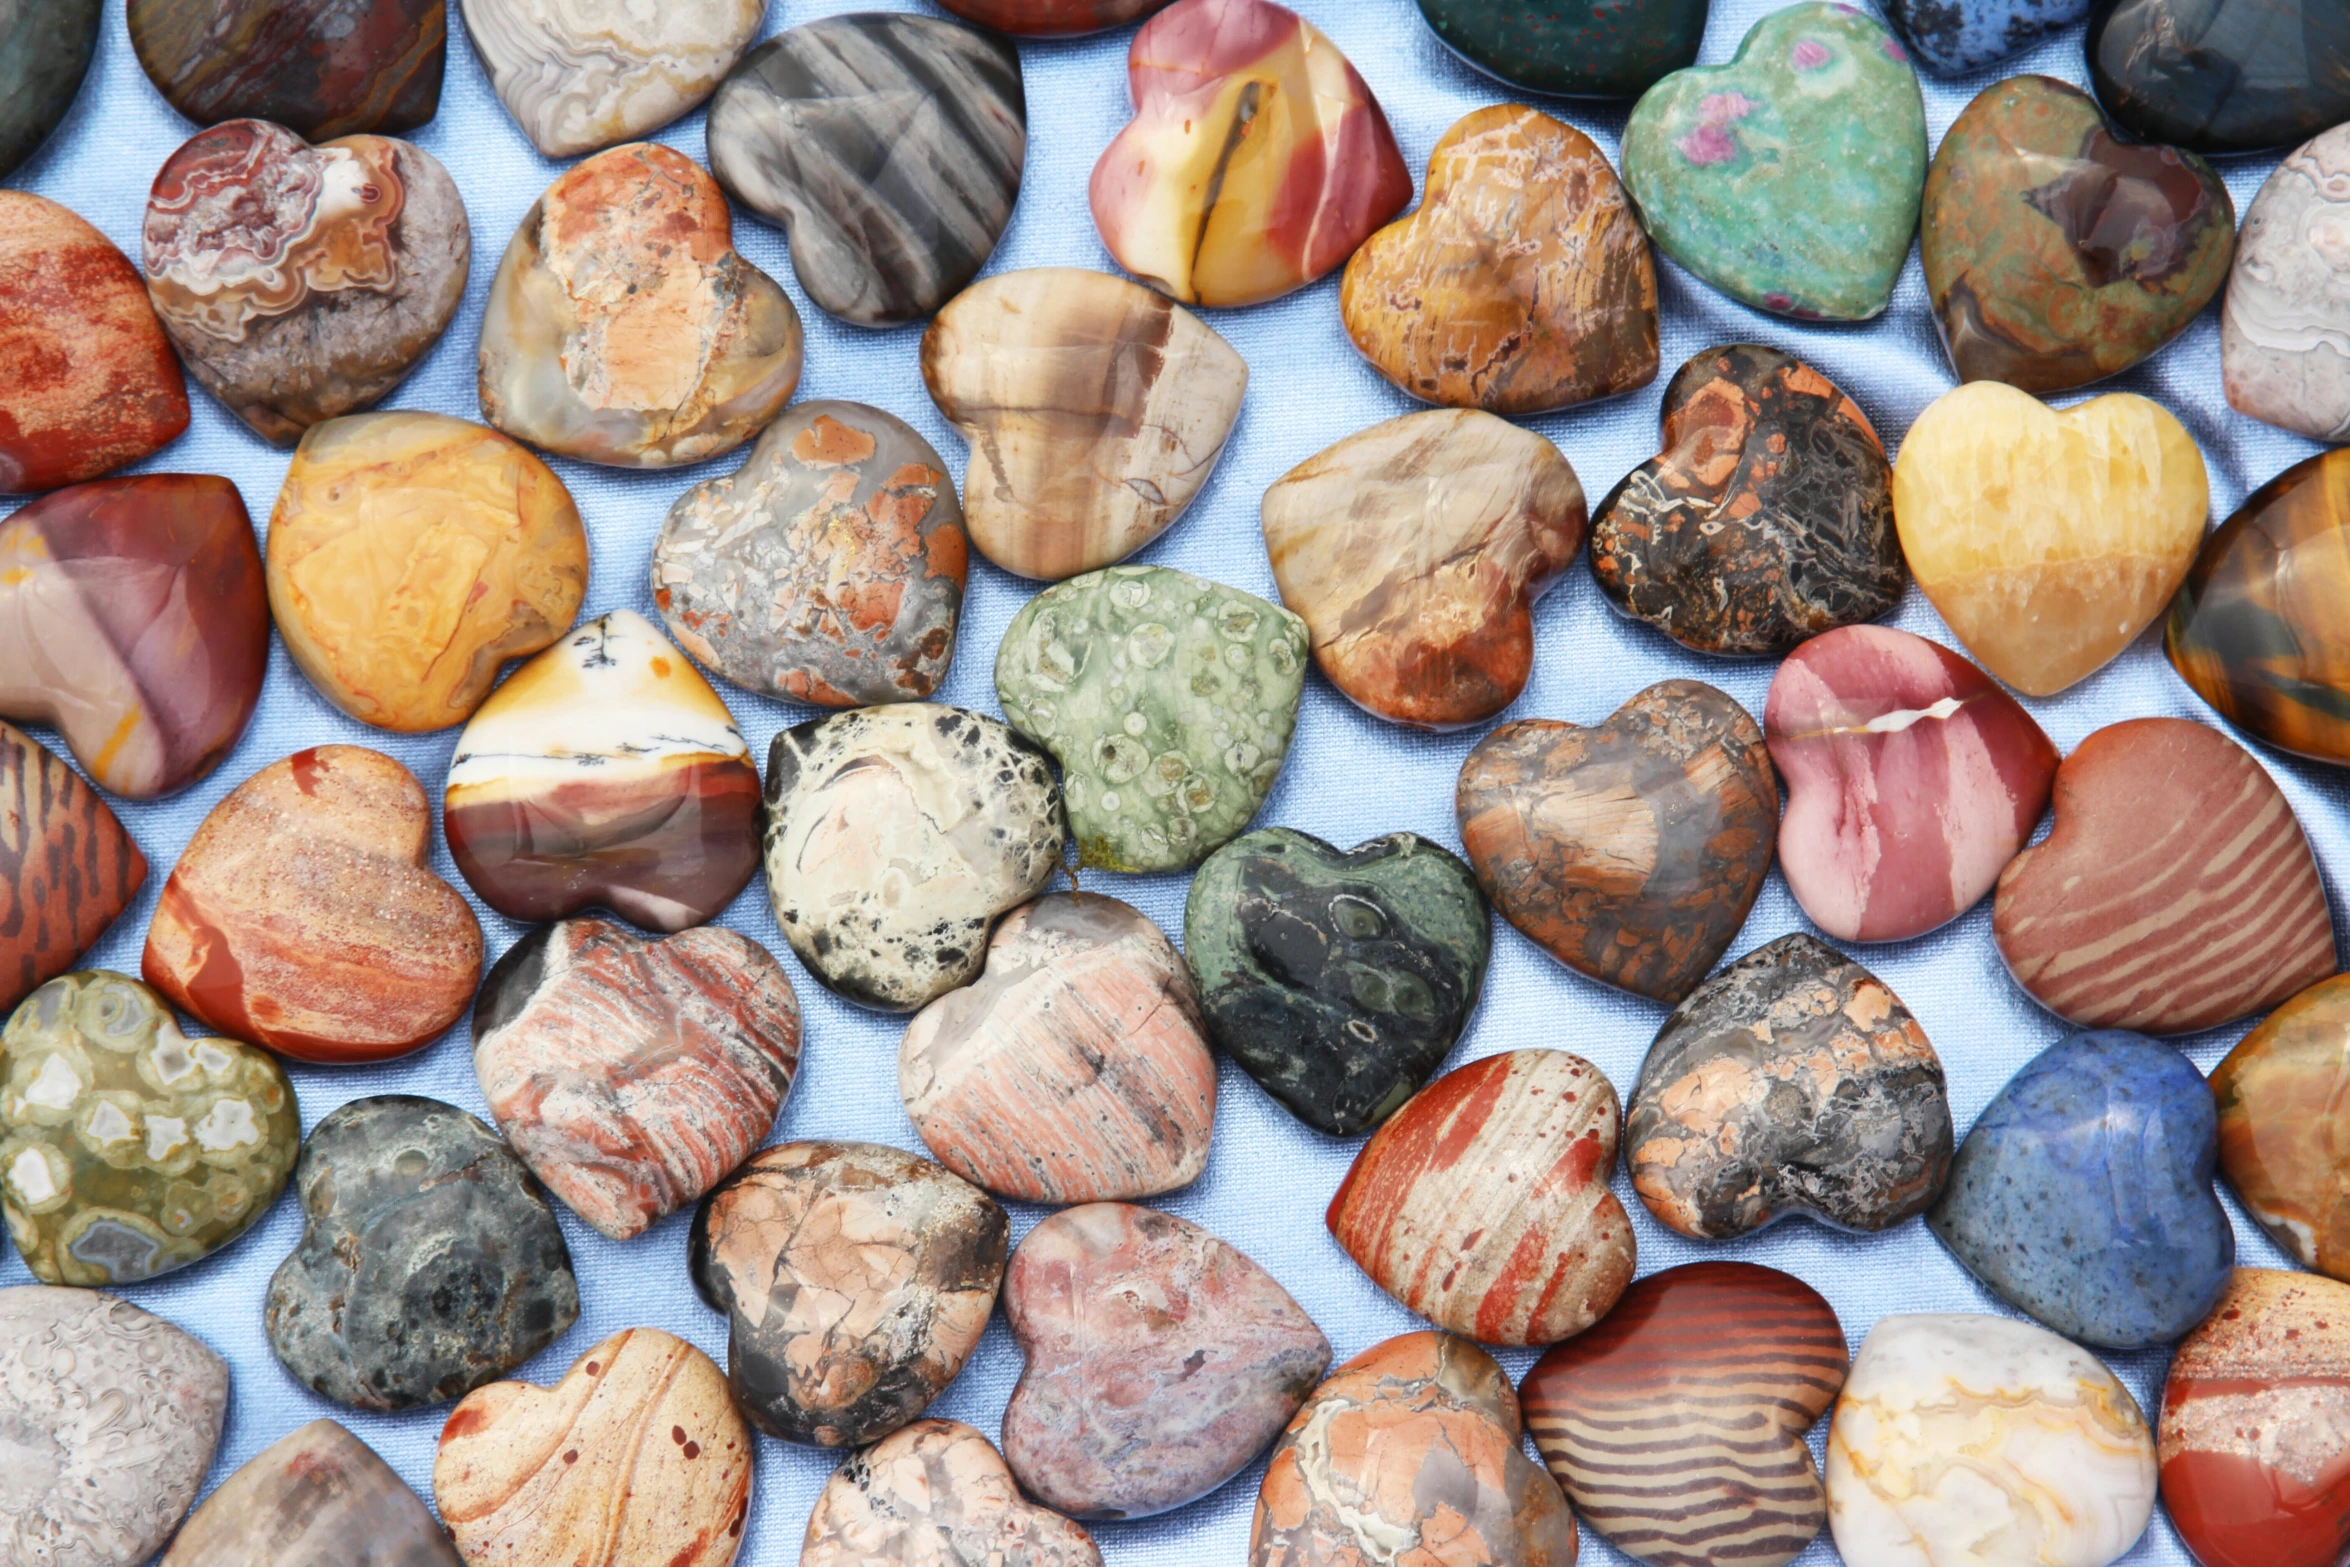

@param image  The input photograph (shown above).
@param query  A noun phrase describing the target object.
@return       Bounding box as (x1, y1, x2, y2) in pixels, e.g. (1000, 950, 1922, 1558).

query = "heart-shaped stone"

(940, 0, 1169, 32)
(804, 1420, 1103, 1567)
(142, 121, 468, 446)
(1995, 719, 2336, 1034)
(1621, 3, 1925, 321)
(1329, 1049, 1635, 1347)
(0, 475, 267, 799)
(128, 0, 445, 140)
(2212, 975, 2350, 1282)
(163, 1418, 464, 1567)
(0, 0, 99, 177)
(435, 1327, 752, 1567)
(1184, 827, 1490, 1137)
(689, 1141, 1008, 1447)
(0, 191, 188, 493)
(1592, 343, 1902, 657)
(1089, 0, 1412, 308)
(1881, 0, 2087, 75)
(1251, 1331, 1579, 1567)
(900, 894, 1214, 1204)
(1928, 1030, 2235, 1350)
(2224, 126, 2350, 443)
(1522, 1262, 1848, 1567)
(460, 0, 762, 158)
(2160, 1268, 2350, 1567)
(1895, 382, 2209, 695)
(1417, 0, 1704, 96)
(1, 725, 144, 1015)
(444, 610, 763, 933)
(1766, 625, 2057, 943)
(480, 143, 803, 469)
(1922, 75, 2235, 393)
(145, 746, 483, 1063)
(1456, 680, 1777, 1004)
(265, 1095, 578, 1412)
(2089, 0, 2350, 156)
(1627, 933, 1953, 1240)
(709, 14, 1025, 327)
(922, 268, 1247, 581)
(475, 917, 802, 1240)
(1002, 1203, 1329, 1520)
(1342, 105, 1658, 416)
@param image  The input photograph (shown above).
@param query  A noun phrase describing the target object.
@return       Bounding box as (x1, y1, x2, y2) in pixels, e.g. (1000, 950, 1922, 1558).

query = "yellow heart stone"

(1894, 382, 2208, 696)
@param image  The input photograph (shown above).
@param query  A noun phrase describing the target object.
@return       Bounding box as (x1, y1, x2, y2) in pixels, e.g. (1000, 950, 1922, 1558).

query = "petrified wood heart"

(1, 723, 145, 1015)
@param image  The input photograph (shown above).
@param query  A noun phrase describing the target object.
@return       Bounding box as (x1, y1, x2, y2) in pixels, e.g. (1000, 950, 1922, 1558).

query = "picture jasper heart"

(802, 1420, 1102, 1567)
(1456, 680, 1777, 1005)
(1416, 0, 1704, 97)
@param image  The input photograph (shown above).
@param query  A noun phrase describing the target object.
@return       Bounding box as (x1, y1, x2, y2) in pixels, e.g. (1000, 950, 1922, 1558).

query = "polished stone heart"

(1456, 680, 1776, 1004)
(2213, 976, 2350, 1282)
(0, 725, 145, 1016)
(939, 0, 1168, 32)
(2224, 125, 2350, 443)
(460, 0, 761, 158)
(1417, 0, 1703, 97)
(127, 0, 445, 140)
(1621, 3, 1925, 321)
(164, 1418, 463, 1567)
(2089, 0, 2350, 156)
(0, 0, 98, 177)
(803, 1420, 1103, 1567)
(1881, 0, 2087, 75)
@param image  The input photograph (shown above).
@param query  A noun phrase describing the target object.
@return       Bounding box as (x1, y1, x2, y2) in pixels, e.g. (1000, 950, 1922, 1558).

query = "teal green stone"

(1621, 2, 1926, 321)
(1417, 0, 1707, 99)
(996, 566, 1306, 875)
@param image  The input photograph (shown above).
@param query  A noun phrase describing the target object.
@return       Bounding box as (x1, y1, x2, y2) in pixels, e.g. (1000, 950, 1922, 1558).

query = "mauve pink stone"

(1764, 625, 2057, 944)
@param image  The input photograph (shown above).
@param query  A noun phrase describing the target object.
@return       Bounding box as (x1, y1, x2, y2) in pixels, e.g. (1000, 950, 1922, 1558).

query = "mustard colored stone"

(1892, 382, 2208, 697)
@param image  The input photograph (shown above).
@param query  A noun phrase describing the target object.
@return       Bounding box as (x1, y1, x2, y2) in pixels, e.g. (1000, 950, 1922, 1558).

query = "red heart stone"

(0, 723, 146, 1014)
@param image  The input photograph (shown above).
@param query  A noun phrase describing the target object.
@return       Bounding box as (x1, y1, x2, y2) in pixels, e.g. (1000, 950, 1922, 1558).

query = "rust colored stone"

(1, 724, 145, 1016)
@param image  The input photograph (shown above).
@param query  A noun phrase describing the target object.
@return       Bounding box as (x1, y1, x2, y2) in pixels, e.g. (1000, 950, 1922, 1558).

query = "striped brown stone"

(1994, 717, 2336, 1035)
(1521, 1261, 1847, 1567)
(0, 722, 146, 1014)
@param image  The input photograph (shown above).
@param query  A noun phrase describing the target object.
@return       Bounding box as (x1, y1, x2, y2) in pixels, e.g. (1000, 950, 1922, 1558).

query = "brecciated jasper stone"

(127, 0, 445, 138)
(1001, 1203, 1330, 1520)
(1994, 718, 2336, 1035)
(1091, 0, 1410, 309)
(1329, 1049, 1634, 1347)
(1765, 625, 2058, 943)
(2089, 0, 2350, 156)
(265, 1095, 578, 1413)
(690, 1142, 1009, 1447)
(1825, 1315, 2157, 1567)
(997, 566, 1307, 875)
(0, 1286, 227, 1567)
(763, 704, 1065, 1011)
(1894, 382, 2209, 696)
(0, 475, 267, 799)
(2225, 126, 2350, 443)
(922, 268, 1247, 581)
(0, 191, 188, 494)
(1627, 934, 1952, 1240)
(460, 0, 761, 158)
(1882, 0, 2088, 73)
(709, 13, 1025, 328)
(474, 918, 801, 1241)
(162, 1418, 465, 1567)
(805, 1421, 1104, 1567)
(2213, 974, 2350, 1282)
(1418, 0, 1704, 97)
(1184, 828, 1490, 1138)
(939, 0, 1170, 32)
(1522, 1263, 1848, 1567)
(0, 725, 145, 1016)
(899, 894, 1214, 1204)
(479, 143, 803, 469)
(2159, 1268, 2350, 1567)
(435, 1328, 752, 1567)
(0, 0, 99, 178)
(144, 746, 484, 1065)
(1922, 75, 2235, 394)
(1591, 343, 1902, 658)
(1251, 1331, 1578, 1567)
(1, 970, 298, 1286)
(445, 610, 762, 933)
(1455, 680, 1777, 1005)
(1261, 410, 1585, 730)
(1340, 105, 1658, 416)
(267, 411, 588, 732)
(654, 400, 968, 707)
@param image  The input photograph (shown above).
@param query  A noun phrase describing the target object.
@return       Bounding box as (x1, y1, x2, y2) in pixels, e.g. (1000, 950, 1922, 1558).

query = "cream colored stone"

(461, 0, 765, 158)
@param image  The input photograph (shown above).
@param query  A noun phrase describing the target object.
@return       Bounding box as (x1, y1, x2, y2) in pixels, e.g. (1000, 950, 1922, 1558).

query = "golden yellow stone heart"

(1894, 382, 2208, 696)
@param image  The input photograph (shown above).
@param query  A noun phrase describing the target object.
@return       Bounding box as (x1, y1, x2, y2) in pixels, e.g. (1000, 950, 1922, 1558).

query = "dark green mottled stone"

(1184, 828, 1491, 1137)
(1418, 0, 1707, 98)
(264, 1095, 578, 1413)
(0, 0, 100, 176)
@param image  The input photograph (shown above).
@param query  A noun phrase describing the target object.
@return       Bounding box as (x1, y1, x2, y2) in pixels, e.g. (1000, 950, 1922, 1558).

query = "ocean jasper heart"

(1621, 2, 1926, 321)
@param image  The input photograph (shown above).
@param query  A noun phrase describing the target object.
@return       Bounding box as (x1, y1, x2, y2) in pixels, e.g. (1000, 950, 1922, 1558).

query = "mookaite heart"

(1620, 2, 1926, 321)
(1894, 381, 2209, 695)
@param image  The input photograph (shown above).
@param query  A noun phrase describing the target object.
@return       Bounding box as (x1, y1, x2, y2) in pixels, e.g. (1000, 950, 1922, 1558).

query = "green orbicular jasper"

(996, 566, 1306, 874)
(1622, 2, 1926, 320)
(2, 970, 299, 1286)
(1418, 0, 1707, 99)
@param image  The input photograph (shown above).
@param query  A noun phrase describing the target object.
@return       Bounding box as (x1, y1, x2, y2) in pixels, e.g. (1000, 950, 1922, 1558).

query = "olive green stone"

(996, 566, 1306, 874)
(1, 971, 299, 1286)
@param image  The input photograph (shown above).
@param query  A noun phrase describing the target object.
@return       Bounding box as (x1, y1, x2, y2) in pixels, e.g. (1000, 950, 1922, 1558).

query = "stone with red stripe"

(0, 723, 145, 1014)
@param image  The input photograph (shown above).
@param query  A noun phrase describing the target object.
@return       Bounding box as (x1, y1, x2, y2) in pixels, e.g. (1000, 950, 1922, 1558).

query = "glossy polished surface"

(0, 724, 145, 1016)
(0, 0, 99, 177)
(127, 0, 445, 139)
(163, 1418, 465, 1567)
(459, 0, 763, 158)
(1417, 0, 1704, 97)
(802, 1420, 1103, 1567)
(2224, 124, 2350, 443)
(2089, 0, 2350, 156)
(2212, 974, 2350, 1283)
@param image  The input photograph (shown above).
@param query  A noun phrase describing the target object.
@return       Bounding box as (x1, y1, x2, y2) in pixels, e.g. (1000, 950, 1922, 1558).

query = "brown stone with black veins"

(1456, 680, 1777, 1004)
(803, 1420, 1103, 1567)
(0, 724, 146, 1016)
(127, 0, 446, 140)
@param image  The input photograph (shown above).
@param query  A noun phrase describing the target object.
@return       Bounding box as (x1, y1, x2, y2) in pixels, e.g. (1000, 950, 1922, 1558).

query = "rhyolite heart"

(1621, 2, 1926, 321)
(1417, 0, 1703, 97)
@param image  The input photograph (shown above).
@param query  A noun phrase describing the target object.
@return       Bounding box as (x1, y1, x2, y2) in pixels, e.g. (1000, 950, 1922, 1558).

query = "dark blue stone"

(1882, 0, 2089, 76)
(1926, 1029, 2233, 1350)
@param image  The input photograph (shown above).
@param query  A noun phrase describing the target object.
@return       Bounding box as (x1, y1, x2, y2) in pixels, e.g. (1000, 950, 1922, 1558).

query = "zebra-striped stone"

(1522, 1262, 1847, 1567)
(1994, 718, 2336, 1035)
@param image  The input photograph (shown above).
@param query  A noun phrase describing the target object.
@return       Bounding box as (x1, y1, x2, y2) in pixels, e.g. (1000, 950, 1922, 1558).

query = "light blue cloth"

(4, 2, 2331, 1564)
